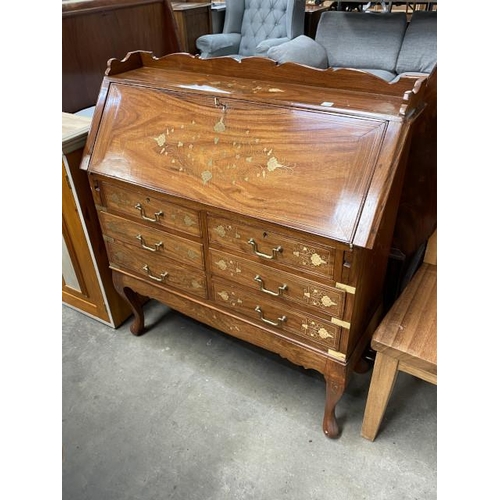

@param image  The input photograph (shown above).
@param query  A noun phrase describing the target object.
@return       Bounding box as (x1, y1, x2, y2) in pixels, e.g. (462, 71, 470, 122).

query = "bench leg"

(361, 352, 399, 441)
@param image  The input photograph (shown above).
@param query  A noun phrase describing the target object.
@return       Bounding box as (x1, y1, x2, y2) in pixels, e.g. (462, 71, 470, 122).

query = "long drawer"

(207, 216, 337, 279)
(212, 278, 343, 354)
(100, 211, 205, 269)
(99, 180, 201, 237)
(106, 239, 207, 298)
(210, 248, 345, 320)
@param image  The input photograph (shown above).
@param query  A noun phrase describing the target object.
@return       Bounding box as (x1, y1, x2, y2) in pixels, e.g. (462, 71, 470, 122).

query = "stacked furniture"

(80, 51, 434, 437)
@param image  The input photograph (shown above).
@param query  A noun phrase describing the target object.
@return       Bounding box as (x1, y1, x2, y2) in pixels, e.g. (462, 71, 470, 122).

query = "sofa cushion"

(315, 11, 407, 73)
(396, 11, 437, 74)
(267, 35, 328, 68)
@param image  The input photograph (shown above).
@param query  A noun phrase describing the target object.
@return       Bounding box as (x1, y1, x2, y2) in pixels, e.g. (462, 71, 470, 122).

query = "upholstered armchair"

(196, 0, 306, 59)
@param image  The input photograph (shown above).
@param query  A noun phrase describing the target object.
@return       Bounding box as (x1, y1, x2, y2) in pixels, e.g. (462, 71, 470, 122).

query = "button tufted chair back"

(196, 0, 305, 59)
(240, 0, 288, 55)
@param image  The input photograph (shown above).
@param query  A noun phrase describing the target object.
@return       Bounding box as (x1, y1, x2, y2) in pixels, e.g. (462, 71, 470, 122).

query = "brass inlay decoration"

(321, 295, 336, 307)
(183, 215, 194, 226)
(292, 245, 330, 269)
(331, 317, 351, 329)
(318, 328, 333, 340)
(303, 288, 338, 310)
(217, 291, 229, 301)
(335, 282, 356, 295)
(310, 253, 327, 266)
(327, 349, 346, 361)
(151, 95, 295, 186)
(215, 259, 227, 270)
(214, 225, 226, 237)
(301, 319, 340, 350)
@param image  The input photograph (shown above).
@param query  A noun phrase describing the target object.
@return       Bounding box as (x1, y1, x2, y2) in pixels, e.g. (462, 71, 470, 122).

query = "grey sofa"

(266, 10, 437, 82)
(196, 0, 305, 59)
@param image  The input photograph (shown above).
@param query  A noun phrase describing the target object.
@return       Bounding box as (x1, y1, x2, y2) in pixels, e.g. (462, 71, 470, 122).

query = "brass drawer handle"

(136, 235, 163, 252)
(142, 264, 168, 282)
(254, 275, 287, 297)
(135, 203, 163, 222)
(247, 238, 283, 260)
(254, 306, 286, 328)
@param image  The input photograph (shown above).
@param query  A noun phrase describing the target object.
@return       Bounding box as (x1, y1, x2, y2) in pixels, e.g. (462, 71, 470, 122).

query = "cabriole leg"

(112, 272, 145, 335)
(323, 376, 346, 439)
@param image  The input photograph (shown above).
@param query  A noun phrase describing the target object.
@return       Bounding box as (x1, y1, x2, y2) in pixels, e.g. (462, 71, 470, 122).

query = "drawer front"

(212, 279, 343, 354)
(100, 181, 201, 236)
(106, 240, 207, 298)
(210, 249, 345, 319)
(100, 211, 204, 269)
(208, 216, 335, 278)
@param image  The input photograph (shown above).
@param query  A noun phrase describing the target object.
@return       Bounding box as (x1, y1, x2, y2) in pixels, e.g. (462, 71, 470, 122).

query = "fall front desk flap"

(86, 54, 422, 248)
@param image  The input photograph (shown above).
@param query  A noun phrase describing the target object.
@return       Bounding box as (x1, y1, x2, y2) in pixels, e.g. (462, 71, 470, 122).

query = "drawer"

(99, 211, 204, 269)
(106, 239, 207, 298)
(99, 181, 201, 237)
(212, 278, 343, 354)
(208, 216, 336, 279)
(210, 249, 345, 319)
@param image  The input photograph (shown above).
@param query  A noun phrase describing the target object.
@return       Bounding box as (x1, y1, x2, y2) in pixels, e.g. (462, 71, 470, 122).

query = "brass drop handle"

(142, 264, 168, 282)
(254, 275, 287, 297)
(135, 203, 163, 222)
(254, 306, 286, 328)
(248, 238, 283, 260)
(136, 235, 163, 252)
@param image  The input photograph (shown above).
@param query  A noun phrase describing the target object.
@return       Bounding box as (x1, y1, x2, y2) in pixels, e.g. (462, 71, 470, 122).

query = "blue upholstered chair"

(266, 10, 437, 82)
(196, 0, 306, 59)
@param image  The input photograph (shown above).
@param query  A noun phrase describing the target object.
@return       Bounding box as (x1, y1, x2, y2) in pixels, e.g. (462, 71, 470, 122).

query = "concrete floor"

(62, 300, 437, 500)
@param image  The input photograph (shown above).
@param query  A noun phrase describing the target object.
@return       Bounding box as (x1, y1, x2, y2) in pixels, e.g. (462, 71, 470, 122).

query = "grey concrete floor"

(62, 300, 437, 500)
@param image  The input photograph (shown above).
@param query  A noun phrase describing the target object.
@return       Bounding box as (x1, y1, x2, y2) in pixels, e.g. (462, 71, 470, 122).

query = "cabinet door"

(62, 155, 111, 322)
(62, 149, 131, 327)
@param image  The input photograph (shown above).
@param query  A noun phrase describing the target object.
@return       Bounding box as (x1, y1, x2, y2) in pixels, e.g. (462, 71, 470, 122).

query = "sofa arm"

(196, 33, 241, 58)
(266, 35, 328, 69)
(255, 37, 290, 56)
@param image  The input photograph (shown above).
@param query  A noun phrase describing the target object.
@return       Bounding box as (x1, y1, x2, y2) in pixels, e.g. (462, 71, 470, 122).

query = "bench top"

(371, 262, 437, 374)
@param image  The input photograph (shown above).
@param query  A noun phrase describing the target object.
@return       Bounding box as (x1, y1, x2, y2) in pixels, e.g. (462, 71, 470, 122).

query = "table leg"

(361, 351, 399, 441)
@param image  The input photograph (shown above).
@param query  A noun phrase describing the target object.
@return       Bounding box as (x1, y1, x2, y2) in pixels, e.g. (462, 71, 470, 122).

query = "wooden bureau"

(81, 52, 432, 438)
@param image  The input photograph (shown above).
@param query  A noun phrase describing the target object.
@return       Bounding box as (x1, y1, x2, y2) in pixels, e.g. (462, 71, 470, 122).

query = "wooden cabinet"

(172, 1, 212, 53)
(62, 113, 131, 327)
(81, 52, 432, 437)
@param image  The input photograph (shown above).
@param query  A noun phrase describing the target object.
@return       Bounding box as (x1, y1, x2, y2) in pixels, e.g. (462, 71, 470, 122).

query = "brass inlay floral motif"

(321, 296, 336, 307)
(310, 253, 327, 266)
(301, 319, 339, 349)
(151, 99, 295, 186)
(184, 215, 194, 226)
(215, 259, 227, 270)
(218, 291, 229, 301)
(214, 225, 226, 237)
(318, 328, 333, 340)
(303, 288, 338, 310)
(292, 245, 330, 269)
(187, 249, 197, 260)
(201, 171, 212, 185)
(191, 280, 203, 289)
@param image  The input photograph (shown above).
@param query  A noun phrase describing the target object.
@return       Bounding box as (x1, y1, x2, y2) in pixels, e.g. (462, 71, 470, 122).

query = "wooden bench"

(361, 230, 437, 441)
